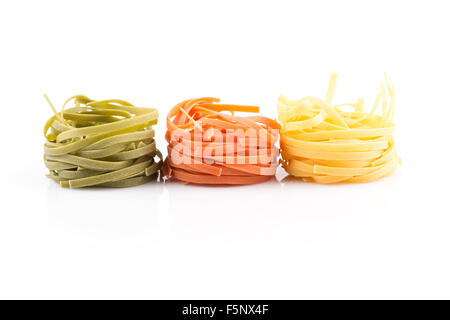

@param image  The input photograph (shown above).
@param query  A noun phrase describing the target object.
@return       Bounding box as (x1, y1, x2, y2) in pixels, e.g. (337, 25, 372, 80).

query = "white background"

(0, 0, 449, 299)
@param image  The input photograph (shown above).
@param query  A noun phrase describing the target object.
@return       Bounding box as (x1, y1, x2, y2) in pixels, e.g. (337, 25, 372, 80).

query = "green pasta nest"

(43, 95, 162, 188)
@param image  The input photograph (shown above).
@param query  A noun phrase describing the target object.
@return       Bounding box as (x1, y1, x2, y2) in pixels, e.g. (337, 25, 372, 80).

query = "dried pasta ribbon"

(163, 97, 280, 185)
(43, 95, 162, 188)
(278, 74, 399, 183)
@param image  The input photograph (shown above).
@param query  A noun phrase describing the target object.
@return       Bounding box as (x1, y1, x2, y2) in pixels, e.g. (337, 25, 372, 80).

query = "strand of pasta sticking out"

(278, 74, 399, 183)
(163, 98, 280, 185)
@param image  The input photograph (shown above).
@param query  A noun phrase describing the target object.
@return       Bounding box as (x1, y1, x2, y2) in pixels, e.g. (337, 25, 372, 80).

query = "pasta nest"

(278, 74, 399, 183)
(43, 95, 162, 188)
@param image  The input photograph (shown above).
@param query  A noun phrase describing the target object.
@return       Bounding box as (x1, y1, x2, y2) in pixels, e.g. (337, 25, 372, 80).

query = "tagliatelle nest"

(43, 95, 162, 188)
(163, 97, 280, 185)
(278, 74, 399, 183)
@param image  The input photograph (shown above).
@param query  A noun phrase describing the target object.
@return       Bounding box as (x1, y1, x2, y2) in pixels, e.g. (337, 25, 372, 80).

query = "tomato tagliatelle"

(278, 74, 399, 183)
(163, 98, 280, 185)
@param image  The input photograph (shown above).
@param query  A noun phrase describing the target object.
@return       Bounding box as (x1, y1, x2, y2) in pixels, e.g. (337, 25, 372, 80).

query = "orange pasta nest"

(278, 74, 399, 183)
(163, 97, 280, 185)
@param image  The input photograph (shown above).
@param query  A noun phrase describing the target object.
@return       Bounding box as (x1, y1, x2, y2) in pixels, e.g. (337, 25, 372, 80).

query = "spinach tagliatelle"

(43, 95, 162, 188)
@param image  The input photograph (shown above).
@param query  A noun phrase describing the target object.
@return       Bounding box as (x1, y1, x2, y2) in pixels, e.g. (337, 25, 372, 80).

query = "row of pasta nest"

(43, 74, 399, 188)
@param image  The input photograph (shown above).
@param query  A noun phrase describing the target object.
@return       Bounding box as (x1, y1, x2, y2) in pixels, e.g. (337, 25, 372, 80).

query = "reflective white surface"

(1, 0, 449, 299)
(2, 159, 448, 299)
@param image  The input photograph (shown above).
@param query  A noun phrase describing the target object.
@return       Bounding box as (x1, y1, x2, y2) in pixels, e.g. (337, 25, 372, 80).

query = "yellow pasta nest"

(43, 95, 162, 188)
(278, 74, 399, 183)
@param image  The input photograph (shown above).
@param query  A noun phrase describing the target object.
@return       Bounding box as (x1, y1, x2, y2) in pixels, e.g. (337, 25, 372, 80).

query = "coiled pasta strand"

(43, 95, 162, 188)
